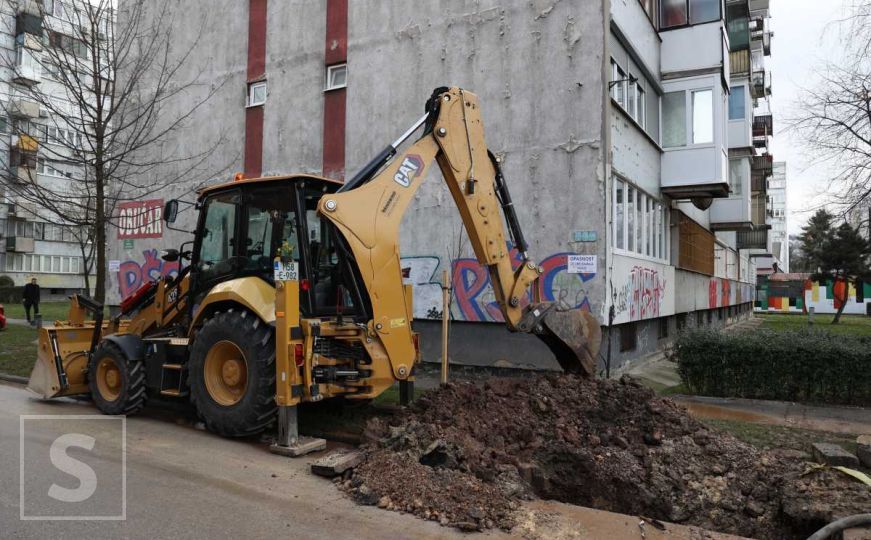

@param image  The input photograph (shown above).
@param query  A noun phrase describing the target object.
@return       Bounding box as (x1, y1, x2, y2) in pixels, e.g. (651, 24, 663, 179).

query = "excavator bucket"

(531, 306, 602, 377)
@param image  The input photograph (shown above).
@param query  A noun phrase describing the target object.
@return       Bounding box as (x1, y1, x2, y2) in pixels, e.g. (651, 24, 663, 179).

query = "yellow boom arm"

(318, 87, 600, 377)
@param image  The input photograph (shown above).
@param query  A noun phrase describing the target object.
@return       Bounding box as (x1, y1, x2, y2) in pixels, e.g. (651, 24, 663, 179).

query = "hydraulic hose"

(807, 514, 871, 540)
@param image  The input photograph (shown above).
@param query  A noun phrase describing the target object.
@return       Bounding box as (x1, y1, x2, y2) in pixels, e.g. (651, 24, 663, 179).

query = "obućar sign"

(117, 199, 164, 239)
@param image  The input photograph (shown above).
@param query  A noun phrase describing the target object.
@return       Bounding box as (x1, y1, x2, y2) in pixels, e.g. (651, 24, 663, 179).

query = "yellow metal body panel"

(274, 279, 301, 407)
(190, 276, 276, 332)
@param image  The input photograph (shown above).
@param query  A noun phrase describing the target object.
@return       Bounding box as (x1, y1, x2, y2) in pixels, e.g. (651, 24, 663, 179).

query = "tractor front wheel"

(88, 341, 147, 415)
(188, 310, 277, 437)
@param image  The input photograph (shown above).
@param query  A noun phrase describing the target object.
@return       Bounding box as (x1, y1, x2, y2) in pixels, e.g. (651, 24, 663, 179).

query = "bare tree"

(791, 2, 871, 223)
(0, 0, 230, 302)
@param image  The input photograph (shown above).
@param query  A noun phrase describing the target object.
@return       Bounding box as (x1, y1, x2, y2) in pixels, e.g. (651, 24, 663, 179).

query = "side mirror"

(160, 249, 180, 262)
(164, 200, 179, 224)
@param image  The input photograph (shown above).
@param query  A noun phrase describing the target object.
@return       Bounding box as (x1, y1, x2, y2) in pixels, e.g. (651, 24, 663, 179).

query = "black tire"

(88, 341, 147, 415)
(188, 310, 277, 437)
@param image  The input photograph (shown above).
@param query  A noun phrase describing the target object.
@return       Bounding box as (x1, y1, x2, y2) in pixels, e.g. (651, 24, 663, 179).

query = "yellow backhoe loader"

(27, 87, 601, 455)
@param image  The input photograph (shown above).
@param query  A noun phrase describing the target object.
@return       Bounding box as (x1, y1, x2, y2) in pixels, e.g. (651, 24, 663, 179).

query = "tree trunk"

(832, 276, 847, 324)
(79, 241, 90, 295)
(94, 171, 106, 304)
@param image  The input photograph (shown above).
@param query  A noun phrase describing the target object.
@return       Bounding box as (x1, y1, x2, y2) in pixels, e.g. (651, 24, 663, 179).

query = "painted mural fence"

(755, 274, 871, 315)
(400, 248, 596, 322)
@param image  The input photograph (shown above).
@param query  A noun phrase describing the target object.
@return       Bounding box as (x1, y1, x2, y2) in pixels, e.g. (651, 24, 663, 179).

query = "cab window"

(238, 185, 301, 283)
(197, 192, 239, 283)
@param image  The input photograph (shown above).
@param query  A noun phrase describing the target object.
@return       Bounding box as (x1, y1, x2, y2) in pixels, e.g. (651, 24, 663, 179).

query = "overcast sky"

(769, 0, 855, 235)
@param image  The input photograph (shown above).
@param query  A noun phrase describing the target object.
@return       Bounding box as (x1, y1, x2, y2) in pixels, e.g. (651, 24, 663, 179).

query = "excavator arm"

(318, 87, 601, 377)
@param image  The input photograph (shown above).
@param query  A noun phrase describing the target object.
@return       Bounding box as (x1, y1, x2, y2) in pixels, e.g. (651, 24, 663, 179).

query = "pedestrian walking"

(23, 277, 40, 325)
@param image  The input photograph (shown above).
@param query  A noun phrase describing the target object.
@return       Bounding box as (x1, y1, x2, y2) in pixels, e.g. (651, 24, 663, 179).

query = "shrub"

(674, 328, 871, 406)
(0, 275, 13, 287)
(0, 286, 22, 303)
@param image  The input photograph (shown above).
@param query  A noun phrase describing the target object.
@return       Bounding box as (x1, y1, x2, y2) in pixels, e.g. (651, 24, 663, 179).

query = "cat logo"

(393, 155, 424, 188)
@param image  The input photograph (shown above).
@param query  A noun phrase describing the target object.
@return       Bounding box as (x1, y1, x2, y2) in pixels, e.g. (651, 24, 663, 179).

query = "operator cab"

(177, 175, 357, 318)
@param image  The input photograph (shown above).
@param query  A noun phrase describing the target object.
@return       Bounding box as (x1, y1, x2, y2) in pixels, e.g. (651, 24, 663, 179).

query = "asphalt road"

(0, 381, 500, 540)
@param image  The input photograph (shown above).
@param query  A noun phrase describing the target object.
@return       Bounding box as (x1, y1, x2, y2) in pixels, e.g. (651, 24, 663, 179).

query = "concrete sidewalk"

(673, 394, 871, 435)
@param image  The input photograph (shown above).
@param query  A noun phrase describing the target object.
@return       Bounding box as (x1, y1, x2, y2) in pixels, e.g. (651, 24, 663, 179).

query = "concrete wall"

(346, 0, 610, 325)
(107, 0, 249, 305)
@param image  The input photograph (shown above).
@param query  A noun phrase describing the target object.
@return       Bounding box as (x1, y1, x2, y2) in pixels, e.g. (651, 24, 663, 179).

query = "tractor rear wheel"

(88, 341, 147, 415)
(188, 310, 277, 437)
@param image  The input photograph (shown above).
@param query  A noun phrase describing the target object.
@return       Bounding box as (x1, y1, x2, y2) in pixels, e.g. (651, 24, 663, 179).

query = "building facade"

(767, 161, 788, 272)
(109, 0, 778, 372)
(0, 0, 95, 297)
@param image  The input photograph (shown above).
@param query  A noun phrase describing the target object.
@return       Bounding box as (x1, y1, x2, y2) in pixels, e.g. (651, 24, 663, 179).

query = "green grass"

(757, 312, 871, 337)
(703, 418, 859, 455)
(0, 324, 38, 377)
(1, 301, 75, 322)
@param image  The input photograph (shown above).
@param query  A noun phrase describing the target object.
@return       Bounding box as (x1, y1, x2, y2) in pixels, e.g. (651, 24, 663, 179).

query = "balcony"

(730, 49, 750, 77)
(752, 114, 773, 150)
(13, 35, 42, 87)
(737, 229, 768, 250)
(751, 193, 769, 226)
(14, 166, 36, 184)
(6, 236, 35, 253)
(753, 153, 773, 174)
(751, 68, 771, 98)
(10, 98, 40, 119)
(12, 134, 38, 153)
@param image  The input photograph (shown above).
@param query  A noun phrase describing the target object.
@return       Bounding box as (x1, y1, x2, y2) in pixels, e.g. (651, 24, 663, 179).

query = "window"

(729, 159, 743, 196)
(627, 80, 637, 121)
(611, 61, 627, 109)
(197, 192, 239, 283)
(325, 63, 347, 91)
(728, 86, 745, 120)
(661, 0, 721, 29)
(637, 85, 647, 129)
(613, 178, 669, 262)
(247, 81, 267, 107)
(615, 179, 625, 249)
(662, 91, 686, 147)
(627, 186, 636, 252)
(658, 317, 669, 339)
(620, 323, 638, 352)
(639, 0, 657, 24)
(48, 31, 87, 58)
(690, 0, 720, 24)
(691, 89, 713, 144)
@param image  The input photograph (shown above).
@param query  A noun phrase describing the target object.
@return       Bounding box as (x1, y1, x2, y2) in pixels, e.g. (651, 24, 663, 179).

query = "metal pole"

(441, 269, 450, 386)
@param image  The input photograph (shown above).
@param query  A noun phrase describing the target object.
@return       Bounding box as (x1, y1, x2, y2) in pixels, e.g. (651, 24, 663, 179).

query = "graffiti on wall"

(755, 275, 871, 314)
(708, 277, 752, 309)
(118, 249, 179, 298)
(400, 247, 596, 322)
(614, 266, 667, 321)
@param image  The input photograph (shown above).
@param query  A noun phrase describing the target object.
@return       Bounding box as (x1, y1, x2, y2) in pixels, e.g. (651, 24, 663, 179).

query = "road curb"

(0, 373, 28, 385)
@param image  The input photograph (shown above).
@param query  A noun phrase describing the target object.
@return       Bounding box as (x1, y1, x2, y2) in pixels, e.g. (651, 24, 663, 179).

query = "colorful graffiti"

(614, 266, 666, 321)
(708, 277, 751, 309)
(400, 248, 596, 322)
(118, 249, 179, 298)
(630, 266, 666, 320)
(756, 274, 871, 314)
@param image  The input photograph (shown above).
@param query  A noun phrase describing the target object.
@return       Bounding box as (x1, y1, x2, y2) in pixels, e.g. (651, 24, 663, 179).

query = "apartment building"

(767, 161, 788, 272)
(108, 0, 774, 371)
(0, 0, 95, 297)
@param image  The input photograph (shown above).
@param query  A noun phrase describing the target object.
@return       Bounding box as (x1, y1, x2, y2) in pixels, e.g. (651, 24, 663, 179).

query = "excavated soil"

(338, 375, 870, 538)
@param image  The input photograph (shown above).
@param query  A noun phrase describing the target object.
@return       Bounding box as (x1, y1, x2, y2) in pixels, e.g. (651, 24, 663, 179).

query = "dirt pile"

(339, 375, 867, 538)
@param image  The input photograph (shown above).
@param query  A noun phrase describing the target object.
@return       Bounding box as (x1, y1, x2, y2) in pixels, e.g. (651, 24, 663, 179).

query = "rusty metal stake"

(441, 269, 450, 386)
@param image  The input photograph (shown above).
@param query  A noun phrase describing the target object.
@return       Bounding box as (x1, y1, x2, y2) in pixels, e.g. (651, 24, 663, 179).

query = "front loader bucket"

(27, 325, 91, 399)
(526, 305, 601, 377)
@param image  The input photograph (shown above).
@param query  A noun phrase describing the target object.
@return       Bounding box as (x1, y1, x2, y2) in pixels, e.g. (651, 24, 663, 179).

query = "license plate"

(273, 260, 299, 281)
